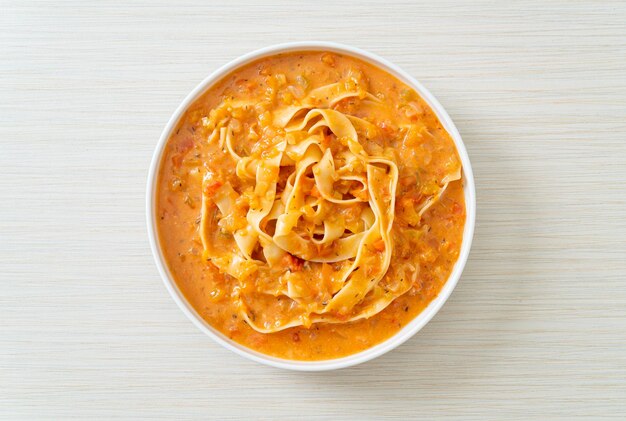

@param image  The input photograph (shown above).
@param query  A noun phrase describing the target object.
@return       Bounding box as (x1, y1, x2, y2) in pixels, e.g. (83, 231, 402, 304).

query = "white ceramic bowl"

(146, 42, 476, 371)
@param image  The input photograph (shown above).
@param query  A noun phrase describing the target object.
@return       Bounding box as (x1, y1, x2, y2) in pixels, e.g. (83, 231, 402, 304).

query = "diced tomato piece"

(204, 181, 223, 197)
(283, 253, 304, 272)
(378, 120, 397, 138)
(372, 238, 386, 252)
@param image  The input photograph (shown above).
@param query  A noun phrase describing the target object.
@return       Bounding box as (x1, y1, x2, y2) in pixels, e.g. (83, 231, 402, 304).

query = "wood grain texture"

(1, 1, 625, 419)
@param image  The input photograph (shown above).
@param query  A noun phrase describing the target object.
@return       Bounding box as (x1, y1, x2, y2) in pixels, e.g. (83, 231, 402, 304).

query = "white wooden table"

(1, 1, 625, 419)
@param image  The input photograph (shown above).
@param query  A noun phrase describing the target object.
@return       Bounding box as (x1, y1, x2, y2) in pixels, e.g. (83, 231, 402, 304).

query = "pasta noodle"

(199, 81, 457, 333)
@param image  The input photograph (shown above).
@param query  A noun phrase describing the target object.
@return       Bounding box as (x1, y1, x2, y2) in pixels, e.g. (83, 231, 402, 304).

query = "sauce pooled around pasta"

(157, 51, 465, 360)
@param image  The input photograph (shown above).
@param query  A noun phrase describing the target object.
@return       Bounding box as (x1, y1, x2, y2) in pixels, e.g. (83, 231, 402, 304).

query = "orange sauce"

(156, 52, 465, 360)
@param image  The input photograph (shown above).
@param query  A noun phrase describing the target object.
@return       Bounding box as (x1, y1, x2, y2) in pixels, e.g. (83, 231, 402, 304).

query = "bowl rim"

(146, 41, 476, 371)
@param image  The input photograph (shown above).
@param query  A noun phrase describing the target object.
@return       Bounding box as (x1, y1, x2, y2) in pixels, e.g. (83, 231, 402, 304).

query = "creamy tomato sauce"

(156, 51, 465, 360)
